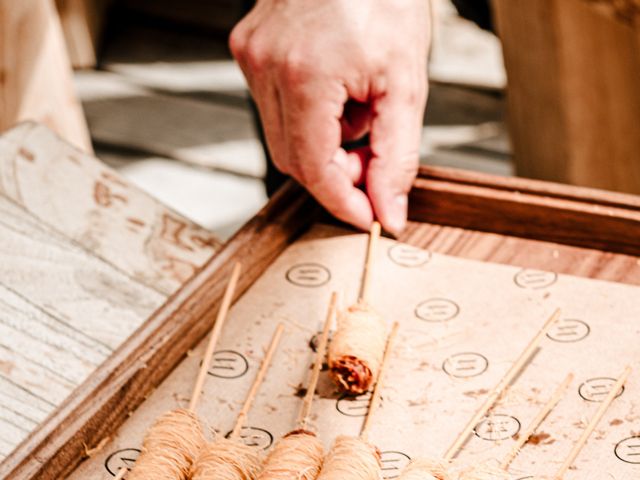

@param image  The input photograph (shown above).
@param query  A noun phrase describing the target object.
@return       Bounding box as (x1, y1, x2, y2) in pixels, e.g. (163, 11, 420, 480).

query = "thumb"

(367, 76, 426, 235)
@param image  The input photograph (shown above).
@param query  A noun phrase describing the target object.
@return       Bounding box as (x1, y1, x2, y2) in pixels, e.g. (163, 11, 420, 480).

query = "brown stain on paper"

(18, 147, 35, 162)
(127, 217, 146, 227)
(527, 432, 555, 445)
(94, 181, 127, 207)
(463, 388, 489, 398)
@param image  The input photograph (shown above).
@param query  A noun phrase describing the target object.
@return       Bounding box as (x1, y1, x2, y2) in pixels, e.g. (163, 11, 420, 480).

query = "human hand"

(230, 0, 430, 234)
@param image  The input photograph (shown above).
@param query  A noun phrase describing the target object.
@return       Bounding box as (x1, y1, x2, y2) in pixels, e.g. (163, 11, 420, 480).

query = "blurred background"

(67, 0, 510, 239)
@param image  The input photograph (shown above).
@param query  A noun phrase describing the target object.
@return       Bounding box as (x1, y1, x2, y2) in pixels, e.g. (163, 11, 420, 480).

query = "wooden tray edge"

(412, 166, 640, 256)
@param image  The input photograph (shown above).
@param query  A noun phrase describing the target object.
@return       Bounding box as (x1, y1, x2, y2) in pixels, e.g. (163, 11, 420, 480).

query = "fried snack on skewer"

(329, 222, 387, 395)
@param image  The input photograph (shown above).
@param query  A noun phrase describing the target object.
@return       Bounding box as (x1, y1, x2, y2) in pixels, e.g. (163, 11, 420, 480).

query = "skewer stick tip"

(554, 366, 632, 479)
(443, 308, 561, 462)
(359, 222, 382, 305)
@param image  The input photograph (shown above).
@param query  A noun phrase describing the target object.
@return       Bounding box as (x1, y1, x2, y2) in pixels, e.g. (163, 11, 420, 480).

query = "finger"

(333, 147, 369, 185)
(367, 74, 426, 235)
(279, 79, 374, 229)
(307, 153, 374, 231)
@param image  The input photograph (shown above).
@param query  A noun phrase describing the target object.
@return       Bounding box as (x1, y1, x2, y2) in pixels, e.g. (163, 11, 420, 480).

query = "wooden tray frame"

(2, 166, 640, 479)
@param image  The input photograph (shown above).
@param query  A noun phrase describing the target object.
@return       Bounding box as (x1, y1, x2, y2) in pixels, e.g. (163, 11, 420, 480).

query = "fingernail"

(385, 195, 407, 235)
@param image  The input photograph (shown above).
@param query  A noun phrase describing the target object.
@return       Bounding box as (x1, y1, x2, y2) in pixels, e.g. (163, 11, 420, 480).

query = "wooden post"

(493, 0, 640, 194)
(55, 0, 110, 69)
(0, 0, 92, 152)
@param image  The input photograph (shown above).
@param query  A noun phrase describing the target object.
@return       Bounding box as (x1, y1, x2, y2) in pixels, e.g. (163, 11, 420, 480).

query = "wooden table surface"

(0, 123, 220, 461)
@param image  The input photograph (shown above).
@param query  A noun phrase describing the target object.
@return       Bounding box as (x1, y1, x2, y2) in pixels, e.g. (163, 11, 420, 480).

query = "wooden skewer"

(358, 222, 381, 305)
(443, 308, 561, 462)
(229, 323, 285, 440)
(189, 262, 241, 412)
(554, 366, 632, 479)
(298, 292, 338, 430)
(113, 467, 128, 480)
(360, 322, 399, 439)
(500, 373, 574, 470)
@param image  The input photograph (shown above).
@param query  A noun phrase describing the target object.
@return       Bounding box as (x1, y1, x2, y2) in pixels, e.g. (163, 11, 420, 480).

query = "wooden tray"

(2, 166, 640, 479)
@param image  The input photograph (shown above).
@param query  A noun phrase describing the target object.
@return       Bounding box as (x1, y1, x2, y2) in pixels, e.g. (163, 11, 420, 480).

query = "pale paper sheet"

(68, 224, 640, 480)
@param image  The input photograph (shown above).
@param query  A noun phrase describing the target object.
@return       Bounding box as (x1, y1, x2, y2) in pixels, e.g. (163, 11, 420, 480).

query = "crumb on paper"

(408, 396, 429, 407)
(527, 432, 554, 445)
(417, 360, 430, 371)
(463, 388, 489, 398)
(574, 417, 590, 429)
(172, 391, 190, 409)
(294, 385, 308, 398)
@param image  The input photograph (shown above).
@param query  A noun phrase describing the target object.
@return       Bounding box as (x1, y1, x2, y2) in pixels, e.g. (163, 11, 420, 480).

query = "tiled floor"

(77, 0, 511, 241)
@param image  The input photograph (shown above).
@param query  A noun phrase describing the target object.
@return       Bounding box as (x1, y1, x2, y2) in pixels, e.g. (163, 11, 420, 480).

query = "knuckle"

(394, 70, 427, 105)
(400, 81, 423, 105)
(281, 49, 313, 84)
(228, 25, 248, 61)
(369, 152, 391, 171)
(369, 150, 419, 192)
(398, 152, 419, 189)
(243, 36, 270, 72)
